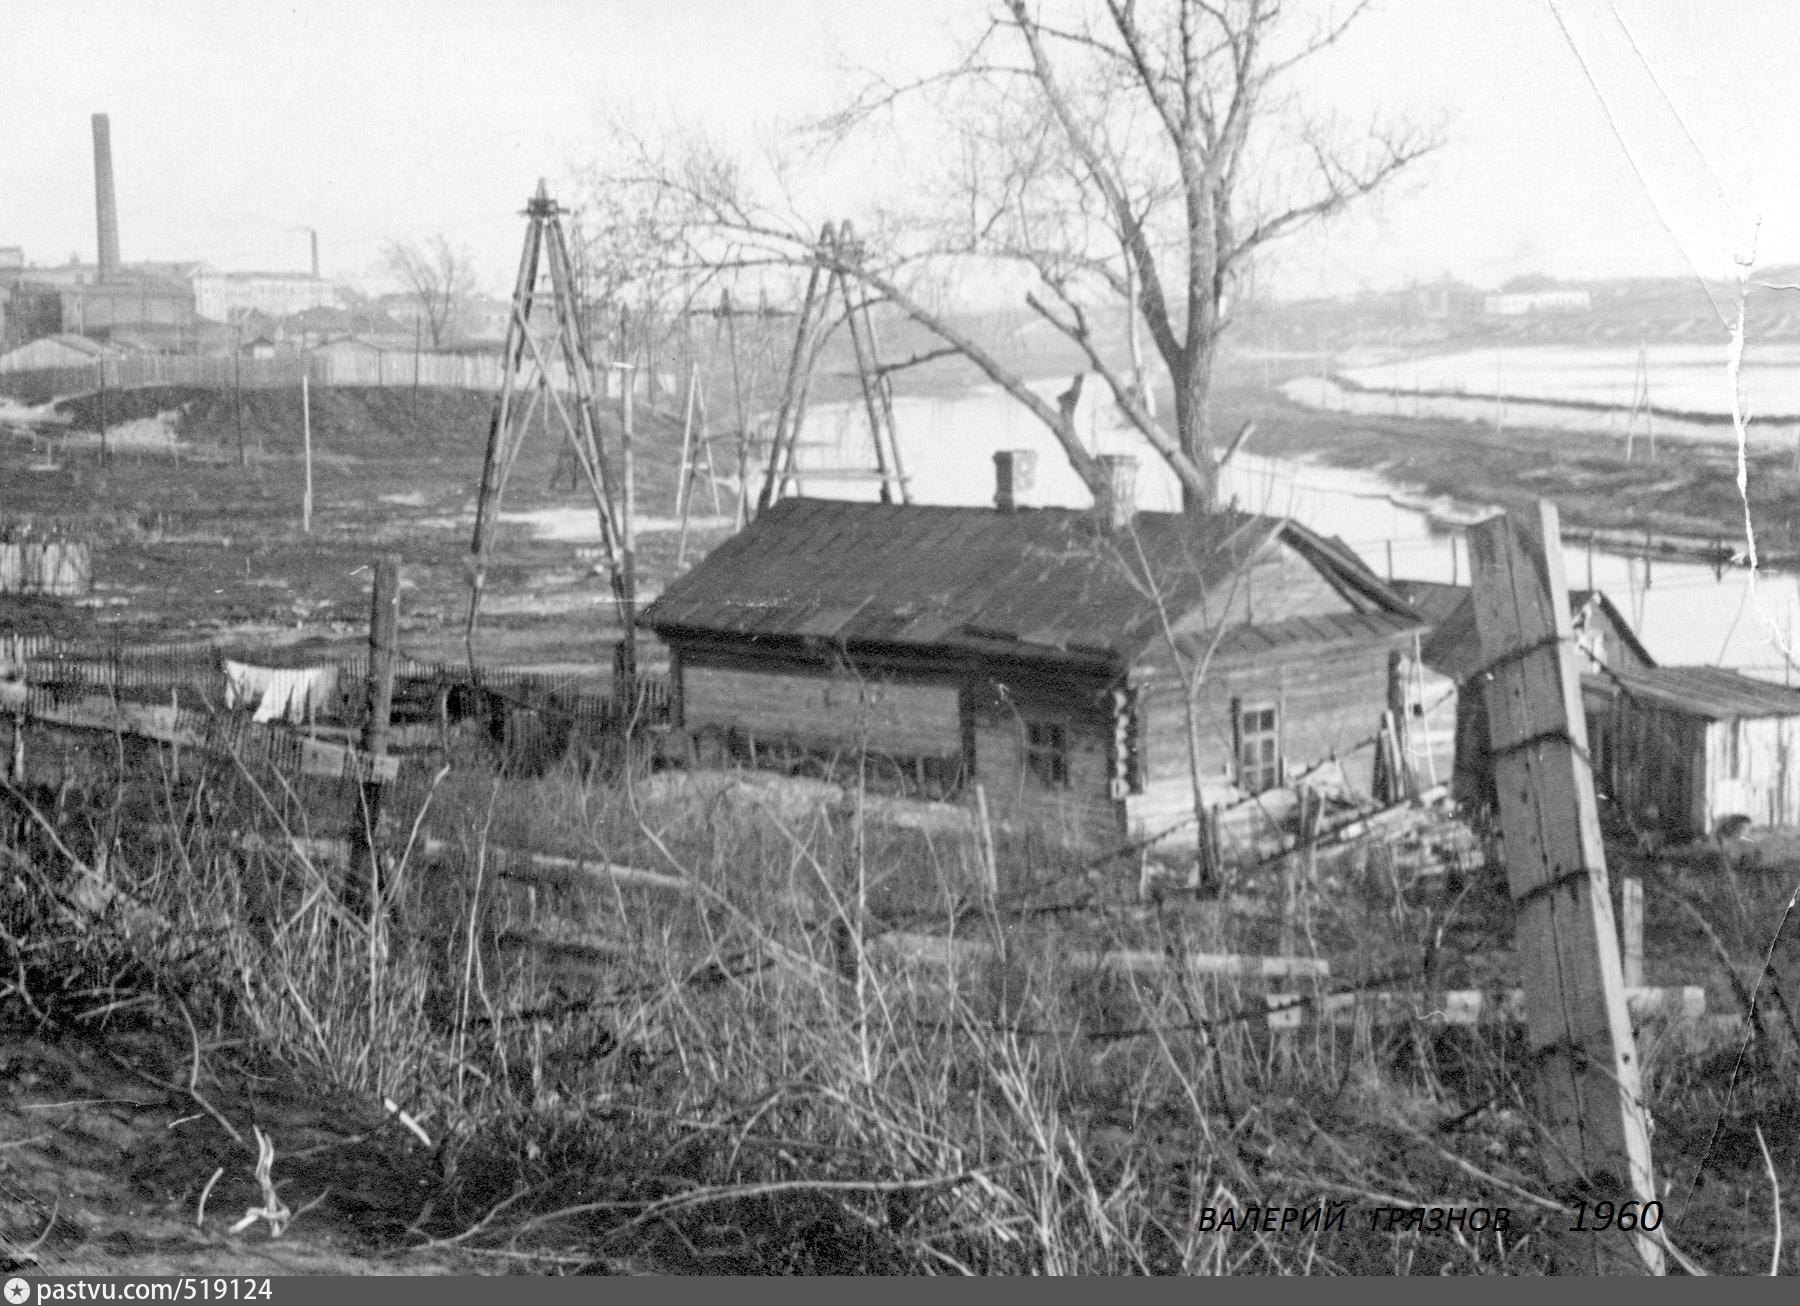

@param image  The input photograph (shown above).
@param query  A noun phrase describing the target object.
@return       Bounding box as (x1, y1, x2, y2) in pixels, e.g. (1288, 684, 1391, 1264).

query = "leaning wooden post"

(1469, 500, 1662, 1275)
(350, 554, 401, 915)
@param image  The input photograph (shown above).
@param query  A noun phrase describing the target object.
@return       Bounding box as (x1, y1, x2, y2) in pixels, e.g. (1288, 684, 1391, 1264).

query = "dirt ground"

(0, 1015, 482, 1276)
(1, 385, 720, 674)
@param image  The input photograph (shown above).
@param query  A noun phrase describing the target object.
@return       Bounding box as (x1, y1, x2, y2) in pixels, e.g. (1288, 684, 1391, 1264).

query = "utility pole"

(234, 324, 247, 468)
(618, 358, 638, 692)
(97, 361, 109, 466)
(301, 374, 314, 533)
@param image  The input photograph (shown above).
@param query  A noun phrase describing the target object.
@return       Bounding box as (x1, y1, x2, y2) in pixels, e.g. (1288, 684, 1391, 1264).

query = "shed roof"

(640, 497, 1420, 667)
(1593, 665, 1800, 721)
(1417, 586, 1652, 680)
(1391, 578, 1473, 626)
(0, 333, 118, 362)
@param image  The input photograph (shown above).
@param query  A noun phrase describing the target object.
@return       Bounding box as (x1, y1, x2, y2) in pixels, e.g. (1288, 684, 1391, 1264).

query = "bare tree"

(380, 235, 477, 349)
(599, 0, 1438, 515)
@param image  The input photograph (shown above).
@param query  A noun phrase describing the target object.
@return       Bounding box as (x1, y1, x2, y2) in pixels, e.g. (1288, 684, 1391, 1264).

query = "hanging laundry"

(223, 660, 338, 725)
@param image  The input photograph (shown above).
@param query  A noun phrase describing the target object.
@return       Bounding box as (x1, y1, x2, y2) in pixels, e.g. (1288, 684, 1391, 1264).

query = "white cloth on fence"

(224, 660, 338, 725)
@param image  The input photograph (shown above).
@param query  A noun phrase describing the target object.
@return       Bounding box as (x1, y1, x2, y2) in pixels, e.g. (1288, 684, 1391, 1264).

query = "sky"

(1, 0, 1794, 303)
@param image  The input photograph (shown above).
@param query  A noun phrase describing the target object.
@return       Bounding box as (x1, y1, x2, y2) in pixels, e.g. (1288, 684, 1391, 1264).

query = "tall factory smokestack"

(91, 113, 121, 280)
(309, 229, 319, 279)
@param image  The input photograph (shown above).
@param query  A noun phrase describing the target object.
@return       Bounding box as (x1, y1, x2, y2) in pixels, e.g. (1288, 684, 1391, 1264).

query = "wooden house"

(1586, 666, 1800, 839)
(639, 461, 1427, 857)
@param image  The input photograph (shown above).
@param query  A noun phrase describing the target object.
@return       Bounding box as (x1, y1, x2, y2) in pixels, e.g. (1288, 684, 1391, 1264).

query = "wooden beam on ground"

(872, 930, 1329, 980)
(1263, 986, 1705, 1030)
(1470, 499, 1662, 1274)
(298, 738, 400, 784)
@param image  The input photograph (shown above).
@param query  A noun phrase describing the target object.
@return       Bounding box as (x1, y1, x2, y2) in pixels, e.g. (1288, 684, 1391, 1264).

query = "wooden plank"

(1264, 986, 1704, 1030)
(873, 930, 1330, 980)
(1470, 500, 1662, 1274)
(299, 738, 400, 784)
(1622, 877, 1645, 989)
(684, 663, 960, 756)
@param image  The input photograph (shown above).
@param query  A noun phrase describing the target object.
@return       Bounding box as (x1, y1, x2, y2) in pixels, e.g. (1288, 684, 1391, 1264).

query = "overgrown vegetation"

(3, 734, 1794, 1275)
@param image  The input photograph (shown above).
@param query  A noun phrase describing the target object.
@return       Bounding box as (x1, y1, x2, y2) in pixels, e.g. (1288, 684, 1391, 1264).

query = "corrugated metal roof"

(640, 498, 1421, 666)
(1597, 665, 1800, 721)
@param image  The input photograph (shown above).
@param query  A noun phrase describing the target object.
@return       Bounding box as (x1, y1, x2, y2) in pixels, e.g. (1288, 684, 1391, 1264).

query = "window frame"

(1234, 698, 1282, 795)
(1024, 717, 1071, 789)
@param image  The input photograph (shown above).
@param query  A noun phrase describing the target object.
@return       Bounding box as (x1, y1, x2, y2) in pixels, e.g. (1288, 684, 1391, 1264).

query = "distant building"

(58, 274, 196, 337)
(0, 333, 122, 373)
(0, 247, 22, 272)
(1411, 280, 1484, 320)
(1483, 289, 1591, 316)
(241, 334, 279, 359)
(192, 270, 341, 322)
(0, 259, 198, 346)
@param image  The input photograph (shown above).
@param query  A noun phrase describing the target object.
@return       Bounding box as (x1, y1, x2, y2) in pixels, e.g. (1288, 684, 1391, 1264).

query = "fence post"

(349, 554, 401, 916)
(1469, 500, 1662, 1274)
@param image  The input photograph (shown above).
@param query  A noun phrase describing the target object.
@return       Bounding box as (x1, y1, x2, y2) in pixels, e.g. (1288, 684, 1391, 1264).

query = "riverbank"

(1212, 380, 1800, 568)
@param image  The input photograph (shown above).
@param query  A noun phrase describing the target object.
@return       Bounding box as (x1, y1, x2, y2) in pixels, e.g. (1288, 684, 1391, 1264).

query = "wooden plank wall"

(1135, 638, 1396, 804)
(1608, 697, 1707, 836)
(1170, 539, 1353, 638)
(964, 671, 1121, 848)
(683, 659, 962, 757)
(1703, 715, 1800, 831)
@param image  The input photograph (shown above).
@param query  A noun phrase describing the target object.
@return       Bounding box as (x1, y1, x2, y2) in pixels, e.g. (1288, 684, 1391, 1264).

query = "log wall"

(682, 659, 962, 758)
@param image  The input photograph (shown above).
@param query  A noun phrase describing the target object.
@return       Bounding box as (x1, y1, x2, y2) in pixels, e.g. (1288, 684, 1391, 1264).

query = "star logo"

(4, 1277, 31, 1305)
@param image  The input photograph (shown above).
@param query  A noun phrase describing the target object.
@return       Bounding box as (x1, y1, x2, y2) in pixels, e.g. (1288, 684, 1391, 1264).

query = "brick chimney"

(993, 449, 1037, 512)
(91, 114, 121, 281)
(1094, 454, 1138, 530)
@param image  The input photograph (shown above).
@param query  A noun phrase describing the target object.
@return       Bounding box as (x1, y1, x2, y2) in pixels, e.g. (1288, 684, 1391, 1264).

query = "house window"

(1025, 719, 1069, 788)
(1236, 700, 1281, 795)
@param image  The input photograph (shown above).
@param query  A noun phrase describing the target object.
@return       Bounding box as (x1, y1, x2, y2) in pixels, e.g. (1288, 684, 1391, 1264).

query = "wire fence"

(2, 631, 672, 807)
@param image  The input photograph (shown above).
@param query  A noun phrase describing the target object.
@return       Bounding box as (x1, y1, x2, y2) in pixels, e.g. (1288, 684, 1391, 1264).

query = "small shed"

(241, 334, 278, 359)
(0, 333, 117, 374)
(1401, 582, 1654, 810)
(1589, 666, 1800, 838)
(640, 463, 1426, 860)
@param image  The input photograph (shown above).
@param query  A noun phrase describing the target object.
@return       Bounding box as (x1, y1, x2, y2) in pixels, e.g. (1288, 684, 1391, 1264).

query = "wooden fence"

(2, 633, 670, 760)
(0, 538, 91, 596)
(0, 350, 609, 404)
